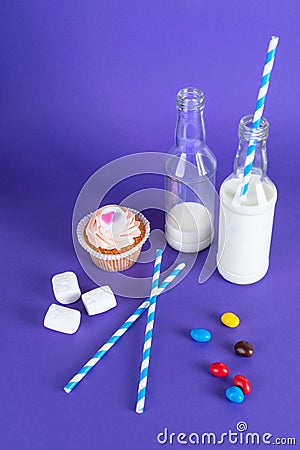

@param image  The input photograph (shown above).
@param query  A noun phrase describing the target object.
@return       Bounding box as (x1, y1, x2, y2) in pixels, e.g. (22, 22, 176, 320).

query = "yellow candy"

(221, 312, 240, 328)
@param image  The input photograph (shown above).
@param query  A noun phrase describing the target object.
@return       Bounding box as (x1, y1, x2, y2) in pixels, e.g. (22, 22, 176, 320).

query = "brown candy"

(234, 340, 254, 357)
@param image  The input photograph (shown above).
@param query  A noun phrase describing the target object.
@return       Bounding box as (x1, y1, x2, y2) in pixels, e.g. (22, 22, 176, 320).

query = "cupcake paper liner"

(77, 208, 150, 272)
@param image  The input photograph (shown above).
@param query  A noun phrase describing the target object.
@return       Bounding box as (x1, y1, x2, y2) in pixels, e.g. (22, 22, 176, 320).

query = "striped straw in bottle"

(240, 36, 279, 201)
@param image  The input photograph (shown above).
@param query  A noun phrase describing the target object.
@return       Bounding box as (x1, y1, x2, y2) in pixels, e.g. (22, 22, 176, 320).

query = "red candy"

(210, 362, 229, 378)
(234, 375, 251, 394)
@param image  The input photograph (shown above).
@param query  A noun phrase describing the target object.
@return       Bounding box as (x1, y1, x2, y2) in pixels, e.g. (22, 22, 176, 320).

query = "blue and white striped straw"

(240, 36, 279, 201)
(136, 249, 163, 413)
(64, 261, 186, 393)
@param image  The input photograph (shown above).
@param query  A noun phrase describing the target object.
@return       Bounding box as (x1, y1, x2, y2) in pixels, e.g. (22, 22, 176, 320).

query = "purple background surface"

(1, 1, 300, 449)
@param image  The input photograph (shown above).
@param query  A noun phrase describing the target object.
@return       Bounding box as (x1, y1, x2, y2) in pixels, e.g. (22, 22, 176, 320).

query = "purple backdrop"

(1, 0, 300, 449)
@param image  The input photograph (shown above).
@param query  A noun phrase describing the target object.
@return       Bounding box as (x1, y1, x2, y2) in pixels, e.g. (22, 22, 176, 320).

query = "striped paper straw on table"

(136, 249, 163, 414)
(64, 261, 186, 393)
(240, 36, 279, 201)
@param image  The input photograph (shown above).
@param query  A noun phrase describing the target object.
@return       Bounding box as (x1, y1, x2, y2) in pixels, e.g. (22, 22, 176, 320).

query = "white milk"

(165, 202, 213, 253)
(217, 174, 277, 284)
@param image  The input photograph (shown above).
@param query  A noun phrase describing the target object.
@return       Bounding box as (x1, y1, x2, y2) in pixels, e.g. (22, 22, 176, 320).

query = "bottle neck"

(234, 115, 269, 178)
(175, 110, 206, 148)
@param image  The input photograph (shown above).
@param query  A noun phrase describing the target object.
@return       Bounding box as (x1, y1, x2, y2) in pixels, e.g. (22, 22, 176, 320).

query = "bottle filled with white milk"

(217, 115, 277, 284)
(164, 88, 217, 253)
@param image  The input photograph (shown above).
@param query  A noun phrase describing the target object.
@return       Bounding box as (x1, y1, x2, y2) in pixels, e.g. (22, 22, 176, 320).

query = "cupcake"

(77, 205, 150, 272)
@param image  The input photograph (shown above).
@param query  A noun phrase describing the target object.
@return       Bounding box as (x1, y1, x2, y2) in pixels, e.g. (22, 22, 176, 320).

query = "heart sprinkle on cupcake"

(102, 212, 114, 225)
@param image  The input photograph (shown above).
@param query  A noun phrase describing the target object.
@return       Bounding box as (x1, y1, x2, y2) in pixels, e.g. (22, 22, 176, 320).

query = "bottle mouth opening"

(239, 115, 269, 141)
(176, 87, 205, 111)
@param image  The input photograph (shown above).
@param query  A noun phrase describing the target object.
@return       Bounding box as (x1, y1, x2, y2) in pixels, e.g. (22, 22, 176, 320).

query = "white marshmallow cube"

(81, 286, 117, 316)
(52, 271, 81, 304)
(44, 304, 81, 334)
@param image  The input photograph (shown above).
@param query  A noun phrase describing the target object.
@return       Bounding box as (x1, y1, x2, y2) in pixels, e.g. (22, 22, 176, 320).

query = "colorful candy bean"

(234, 375, 252, 395)
(190, 328, 212, 343)
(226, 386, 245, 403)
(210, 362, 229, 377)
(221, 312, 240, 328)
(234, 340, 254, 357)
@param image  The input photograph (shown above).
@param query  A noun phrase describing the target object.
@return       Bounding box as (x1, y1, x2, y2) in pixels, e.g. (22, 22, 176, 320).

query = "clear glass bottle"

(235, 114, 268, 181)
(217, 115, 278, 284)
(164, 87, 217, 253)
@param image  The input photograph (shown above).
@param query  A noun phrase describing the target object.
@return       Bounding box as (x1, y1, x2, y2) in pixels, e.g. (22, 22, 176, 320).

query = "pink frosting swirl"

(85, 205, 142, 250)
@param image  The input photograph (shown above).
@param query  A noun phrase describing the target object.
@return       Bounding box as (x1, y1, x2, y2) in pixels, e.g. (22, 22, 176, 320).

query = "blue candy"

(226, 386, 245, 403)
(190, 328, 212, 343)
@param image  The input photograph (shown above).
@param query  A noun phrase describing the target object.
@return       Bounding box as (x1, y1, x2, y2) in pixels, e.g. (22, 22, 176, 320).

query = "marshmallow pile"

(44, 271, 117, 334)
